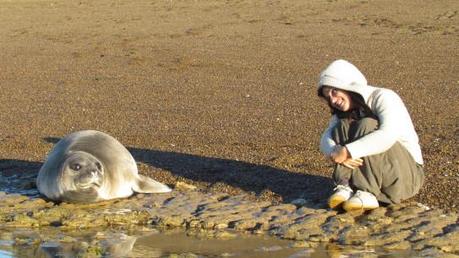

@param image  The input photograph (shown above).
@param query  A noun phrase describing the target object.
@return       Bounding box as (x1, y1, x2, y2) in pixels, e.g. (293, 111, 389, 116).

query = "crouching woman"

(317, 59, 424, 211)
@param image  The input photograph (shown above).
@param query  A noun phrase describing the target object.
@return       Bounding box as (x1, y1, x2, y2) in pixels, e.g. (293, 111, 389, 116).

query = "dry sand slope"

(0, 0, 457, 212)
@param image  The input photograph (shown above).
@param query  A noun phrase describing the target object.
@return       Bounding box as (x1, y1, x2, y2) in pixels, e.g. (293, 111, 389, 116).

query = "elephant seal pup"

(37, 130, 171, 203)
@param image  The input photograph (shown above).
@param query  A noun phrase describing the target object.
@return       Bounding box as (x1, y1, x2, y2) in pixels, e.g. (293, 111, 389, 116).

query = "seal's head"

(61, 151, 104, 190)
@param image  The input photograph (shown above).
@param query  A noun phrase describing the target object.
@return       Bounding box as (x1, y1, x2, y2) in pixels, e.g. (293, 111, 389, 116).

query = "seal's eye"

(95, 162, 102, 170)
(72, 164, 81, 171)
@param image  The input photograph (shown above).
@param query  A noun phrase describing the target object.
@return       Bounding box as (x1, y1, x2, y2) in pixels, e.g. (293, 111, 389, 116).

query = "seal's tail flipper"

(133, 174, 172, 193)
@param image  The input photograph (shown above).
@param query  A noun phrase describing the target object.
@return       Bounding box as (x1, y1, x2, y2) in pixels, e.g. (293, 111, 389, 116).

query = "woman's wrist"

(330, 145, 351, 163)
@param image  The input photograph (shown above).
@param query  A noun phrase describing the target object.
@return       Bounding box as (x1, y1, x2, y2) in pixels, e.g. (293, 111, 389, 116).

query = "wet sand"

(0, 0, 457, 213)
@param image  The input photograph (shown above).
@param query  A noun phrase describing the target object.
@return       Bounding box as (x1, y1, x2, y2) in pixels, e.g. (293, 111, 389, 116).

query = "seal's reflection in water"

(39, 233, 137, 258)
(10, 229, 301, 258)
(36, 232, 138, 258)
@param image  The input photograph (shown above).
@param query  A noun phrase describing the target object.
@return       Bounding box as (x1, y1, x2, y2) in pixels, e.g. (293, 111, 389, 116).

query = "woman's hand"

(341, 158, 363, 169)
(330, 145, 350, 163)
(330, 145, 363, 169)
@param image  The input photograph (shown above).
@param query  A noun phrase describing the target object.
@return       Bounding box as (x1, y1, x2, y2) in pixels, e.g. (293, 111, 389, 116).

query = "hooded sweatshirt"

(318, 59, 423, 165)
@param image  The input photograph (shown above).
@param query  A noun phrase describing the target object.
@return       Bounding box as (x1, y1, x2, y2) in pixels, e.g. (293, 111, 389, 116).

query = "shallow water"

(0, 228, 299, 258)
(0, 227, 418, 258)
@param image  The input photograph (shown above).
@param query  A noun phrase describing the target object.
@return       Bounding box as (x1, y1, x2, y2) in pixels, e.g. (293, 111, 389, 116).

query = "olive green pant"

(332, 117, 424, 204)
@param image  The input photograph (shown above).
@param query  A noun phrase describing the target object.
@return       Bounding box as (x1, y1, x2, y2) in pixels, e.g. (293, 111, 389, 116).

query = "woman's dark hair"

(319, 88, 376, 120)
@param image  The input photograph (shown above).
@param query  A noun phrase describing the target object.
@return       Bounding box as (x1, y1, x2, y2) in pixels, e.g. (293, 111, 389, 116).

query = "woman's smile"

(321, 86, 353, 111)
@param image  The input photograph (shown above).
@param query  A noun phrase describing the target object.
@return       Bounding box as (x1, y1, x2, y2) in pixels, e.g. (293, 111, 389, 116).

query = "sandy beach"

(0, 0, 458, 213)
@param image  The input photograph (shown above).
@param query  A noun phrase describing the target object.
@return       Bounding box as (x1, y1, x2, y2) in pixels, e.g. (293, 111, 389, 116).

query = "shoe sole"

(343, 202, 379, 212)
(328, 195, 347, 209)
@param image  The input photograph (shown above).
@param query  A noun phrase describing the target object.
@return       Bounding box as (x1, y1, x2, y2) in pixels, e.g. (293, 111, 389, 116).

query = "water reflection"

(0, 229, 137, 258)
(36, 232, 137, 258)
(0, 250, 14, 257)
(0, 228, 302, 258)
(131, 230, 296, 257)
(0, 227, 418, 258)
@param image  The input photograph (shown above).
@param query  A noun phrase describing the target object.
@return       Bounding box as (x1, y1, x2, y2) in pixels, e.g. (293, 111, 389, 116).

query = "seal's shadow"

(0, 159, 42, 197)
(129, 148, 333, 206)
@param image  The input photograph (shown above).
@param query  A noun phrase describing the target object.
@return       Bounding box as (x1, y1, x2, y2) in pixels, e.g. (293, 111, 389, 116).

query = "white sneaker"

(343, 190, 379, 212)
(328, 185, 353, 209)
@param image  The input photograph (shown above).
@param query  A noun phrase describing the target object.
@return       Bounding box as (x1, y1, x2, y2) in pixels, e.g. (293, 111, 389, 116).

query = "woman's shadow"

(128, 148, 333, 207)
(4, 137, 333, 208)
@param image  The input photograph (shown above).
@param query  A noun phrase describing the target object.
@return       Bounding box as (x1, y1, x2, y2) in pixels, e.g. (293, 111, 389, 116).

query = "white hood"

(318, 59, 376, 102)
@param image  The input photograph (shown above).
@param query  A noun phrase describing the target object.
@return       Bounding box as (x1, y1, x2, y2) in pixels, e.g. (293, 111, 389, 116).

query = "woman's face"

(321, 86, 354, 112)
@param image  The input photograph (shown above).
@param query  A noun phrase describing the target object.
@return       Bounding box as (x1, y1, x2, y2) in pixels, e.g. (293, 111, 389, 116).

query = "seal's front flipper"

(133, 174, 172, 193)
(61, 188, 100, 203)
